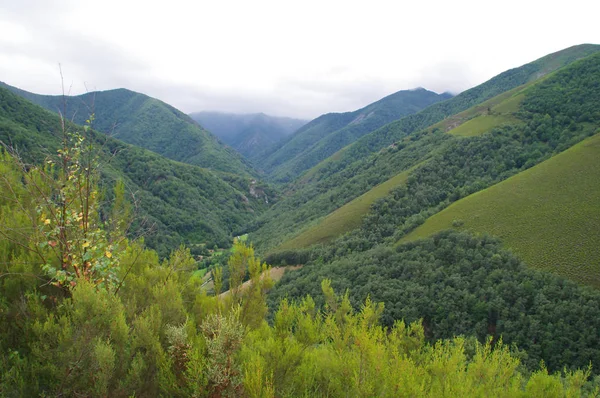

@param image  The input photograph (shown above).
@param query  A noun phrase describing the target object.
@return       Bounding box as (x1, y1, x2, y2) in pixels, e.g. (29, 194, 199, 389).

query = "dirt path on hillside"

(218, 265, 302, 297)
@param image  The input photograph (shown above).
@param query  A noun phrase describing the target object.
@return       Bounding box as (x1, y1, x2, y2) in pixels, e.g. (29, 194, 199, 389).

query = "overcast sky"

(0, 0, 598, 119)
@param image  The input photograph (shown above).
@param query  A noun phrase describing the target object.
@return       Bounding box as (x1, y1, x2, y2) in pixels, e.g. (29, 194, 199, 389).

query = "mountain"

(0, 83, 254, 176)
(302, 44, 600, 186)
(258, 88, 452, 181)
(249, 44, 600, 252)
(0, 85, 272, 257)
(189, 111, 306, 158)
(263, 48, 600, 376)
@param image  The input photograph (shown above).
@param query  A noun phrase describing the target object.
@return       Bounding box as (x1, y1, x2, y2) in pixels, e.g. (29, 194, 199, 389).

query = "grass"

(193, 268, 208, 279)
(299, 145, 349, 183)
(400, 133, 600, 287)
(493, 93, 525, 114)
(277, 166, 417, 250)
(448, 114, 518, 137)
(431, 80, 534, 137)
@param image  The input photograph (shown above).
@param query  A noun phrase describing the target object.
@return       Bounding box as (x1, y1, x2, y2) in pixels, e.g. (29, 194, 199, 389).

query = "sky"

(0, 0, 598, 119)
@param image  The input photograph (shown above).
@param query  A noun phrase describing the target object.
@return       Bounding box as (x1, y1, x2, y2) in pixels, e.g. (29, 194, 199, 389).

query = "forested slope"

(265, 47, 600, 379)
(0, 86, 270, 256)
(402, 133, 600, 287)
(268, 231, 600, 375)
(259, 88, 451, 180)
(250, 45, 600, 252)
(0, 83, 254, 176)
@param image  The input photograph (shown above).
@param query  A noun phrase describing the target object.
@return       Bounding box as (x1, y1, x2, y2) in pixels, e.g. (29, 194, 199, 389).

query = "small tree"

(1, 115, 127, 292)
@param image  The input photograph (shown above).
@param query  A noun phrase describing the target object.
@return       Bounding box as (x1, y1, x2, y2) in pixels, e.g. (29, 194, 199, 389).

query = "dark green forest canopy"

(0, 86, 271, 256)
(268, 231, 600, 375)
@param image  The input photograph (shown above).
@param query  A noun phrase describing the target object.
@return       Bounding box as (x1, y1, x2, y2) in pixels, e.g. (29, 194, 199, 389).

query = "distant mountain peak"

(189, 111, 307, 159)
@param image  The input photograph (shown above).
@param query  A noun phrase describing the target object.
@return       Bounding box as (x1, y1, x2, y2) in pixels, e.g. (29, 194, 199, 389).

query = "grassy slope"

(401, 133, 600, 287)
(272, 49, 600, 254)
(0, 84, 254, 176)
(277, 166, 416, 250)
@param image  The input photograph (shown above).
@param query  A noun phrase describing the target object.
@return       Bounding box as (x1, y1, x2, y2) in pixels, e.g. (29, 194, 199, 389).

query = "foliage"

(403, 133, 600, 286)
(0, 86, 271, 257)
(269, 231, 600, 375)
(1, 135, 597, 395)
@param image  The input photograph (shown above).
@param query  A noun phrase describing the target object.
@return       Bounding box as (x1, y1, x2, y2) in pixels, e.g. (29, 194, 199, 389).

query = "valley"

(1, 42, 600, 396)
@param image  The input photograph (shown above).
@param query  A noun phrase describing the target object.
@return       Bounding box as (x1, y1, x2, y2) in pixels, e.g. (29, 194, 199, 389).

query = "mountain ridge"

(0, 83, 255, 176)
(258, 87, 452, 180)
(249, 44, 600, 252)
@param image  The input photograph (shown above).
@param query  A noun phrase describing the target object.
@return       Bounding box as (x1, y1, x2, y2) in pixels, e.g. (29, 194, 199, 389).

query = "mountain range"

(256, 88, 453, 181)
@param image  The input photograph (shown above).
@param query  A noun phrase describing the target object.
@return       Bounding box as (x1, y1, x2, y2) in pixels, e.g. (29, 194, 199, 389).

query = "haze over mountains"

(189, 111, 307, 159)
(2, 43, 600, 396)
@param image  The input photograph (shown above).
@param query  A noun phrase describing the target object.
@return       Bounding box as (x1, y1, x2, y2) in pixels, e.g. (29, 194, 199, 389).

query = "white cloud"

(0, 0, 598, 118)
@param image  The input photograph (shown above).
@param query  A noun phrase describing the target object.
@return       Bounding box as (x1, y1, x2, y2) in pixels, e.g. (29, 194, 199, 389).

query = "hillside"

(0, 86, 271, 257)
(261, 50, 600, 380)
(0, 83, 254, 176)
(189, 111, 306, 158)
(401, 133, 600, 287)
(259, 88, 452, 181)
(303, 43, 600, 185)
(250, 44, 600, 252)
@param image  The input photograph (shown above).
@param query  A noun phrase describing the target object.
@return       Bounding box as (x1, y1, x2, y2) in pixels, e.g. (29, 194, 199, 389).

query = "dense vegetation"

(0, 86, 271, 257)
(340, 51, 600, 255)
(189, 111, 306, 159)
(269, 231, 600, 376)
(259, 88, 451, 181)
(0, 83, 254, 176)
(251, 45, 600, 253)
(0, 145, 596, 395)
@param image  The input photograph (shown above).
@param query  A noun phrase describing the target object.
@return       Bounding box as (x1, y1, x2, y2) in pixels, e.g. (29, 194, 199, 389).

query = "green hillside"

(189, 111, 306, 158)
(304, 44, 600, 184)
(260, 88, 451, 181)
(250, 45, 600, 252)
(276, 166, 416, 250)
(402, 133, 600, 287)
(0, 84, 254, 176)
(0, 86, 270, 256)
